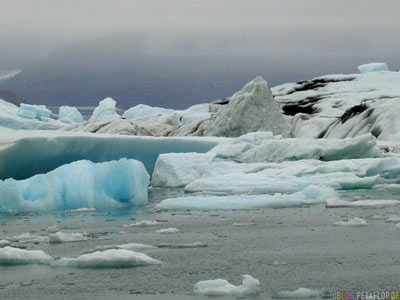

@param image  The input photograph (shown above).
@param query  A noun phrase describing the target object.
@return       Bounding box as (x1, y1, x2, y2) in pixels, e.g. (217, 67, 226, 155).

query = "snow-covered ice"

(358, 63, 388, 74)
(193, 275, 261, 296)
(272, 287, 328, 298)
(156, 228, 180, 234)
(0, 159, 149, 213)
(156, 186, 336, 210)
(0, 246, 53, 265)
(51, 249, 161, 268)
(48, 232, 88, 243)
(333, 217, 369, 227)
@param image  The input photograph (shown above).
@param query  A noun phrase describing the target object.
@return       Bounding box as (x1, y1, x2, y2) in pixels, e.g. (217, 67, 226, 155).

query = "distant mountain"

(0, 33, 272, 110)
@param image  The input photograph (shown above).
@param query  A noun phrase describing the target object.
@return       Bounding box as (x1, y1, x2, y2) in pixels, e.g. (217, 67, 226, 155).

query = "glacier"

(0, 158, 150, 214)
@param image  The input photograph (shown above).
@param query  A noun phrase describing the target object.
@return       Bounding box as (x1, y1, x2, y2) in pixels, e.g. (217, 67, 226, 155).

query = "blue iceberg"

(0, 159, 149, 214)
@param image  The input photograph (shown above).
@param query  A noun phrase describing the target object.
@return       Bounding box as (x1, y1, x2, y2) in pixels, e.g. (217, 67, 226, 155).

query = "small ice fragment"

(123, 220, 159, 227)
(156, 228, 179, 234)
(46, 224, 58, 233)
(0, 246, 53, 265)
(333, 217, 369, 227)
(193, 274, 261, 296)
(385, 217, 400, 223)
(272, 287, 329, 298)
(80, 243, 155, 255)
(48, 232, 88, 243)
(157, 242, 207, 249)
(232, 222, 256, 226)
(51, 249, 161, 268)
(0, 239, 11, 247)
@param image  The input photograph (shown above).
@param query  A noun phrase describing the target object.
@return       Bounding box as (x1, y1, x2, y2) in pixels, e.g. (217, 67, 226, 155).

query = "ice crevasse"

(0, 158, 150, 214)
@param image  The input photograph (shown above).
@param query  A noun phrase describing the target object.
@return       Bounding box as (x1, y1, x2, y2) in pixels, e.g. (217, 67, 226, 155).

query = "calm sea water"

(1, 187, 400, 300)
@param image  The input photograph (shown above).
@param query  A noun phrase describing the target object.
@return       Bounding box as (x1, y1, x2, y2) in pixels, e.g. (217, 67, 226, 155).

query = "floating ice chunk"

(272, 287, 329, 298)
(51, 249, 161, 268)
(46, 224, 58, 233)
(333, 217, 369, 227)
(7, 233, 50, 244)
(17, 103, 52, 121)
(0, 239, 10, 247)
(326, 199, 400, 208)
(369, 215, 387, 220)
(157, 186, 336, 210)
(123, 104, 173, 120)
(0, 158, 149, 214)
(48, 232, 88, 243)
(123, 220, 159, 227)
(81, 243, 156, 255)
(193, 274, 261, 296)
(59, 106, 83, 123)
(358, 63, 388, 74)
(156, 228, 180, 234)
(232, 222, 256, 226)
(157, 242, 207, 249)
(90, 98, 118, 121)
(0, 246, 53, 265)
(385, 217, 400, 223)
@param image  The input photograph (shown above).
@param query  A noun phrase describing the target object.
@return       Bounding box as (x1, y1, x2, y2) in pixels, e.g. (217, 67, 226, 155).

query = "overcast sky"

(1, 0, 399, 78)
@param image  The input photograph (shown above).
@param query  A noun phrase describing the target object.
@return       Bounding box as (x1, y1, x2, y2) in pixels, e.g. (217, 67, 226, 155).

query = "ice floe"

(48, 232, 88, 243)
(51, 249, 161, 268)
(272, 287, 329, 298)
(156, 186, 336, 210)
(156, 228, 180, 234)
(123, 220, 159, 227)
(80, 243, 156, 255)
(333, 217, 369, 227)
(193, 274, 261, 296)
(0, 246, 53, 265)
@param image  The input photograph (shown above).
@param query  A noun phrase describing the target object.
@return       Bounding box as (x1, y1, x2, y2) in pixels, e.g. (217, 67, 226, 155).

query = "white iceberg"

(0, 246, 53, 265)
(0, 158, 149, 213)
(58, 106, 83, 123)
(272, 287, 328, 298)
(193, 274, 261, 296)
(123, 104, 173, 120)
(90, 98, 119, 121)
(51, 249, 161, 268)
(48, 232, 88, 243)
(358, 63, 388, 74)
(156, 186, 336, 210)
(333, 217, 369, 227)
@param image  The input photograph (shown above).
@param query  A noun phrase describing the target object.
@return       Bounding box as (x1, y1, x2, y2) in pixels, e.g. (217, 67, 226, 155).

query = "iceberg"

(90, 97, 119, 121)
(123, 104, 173, 120)
(0, 128, 222, 180)
(358, 63, 388, 74)
(58, 106, 83, 123)
(197, 76, 290, 137)
(0, 246, 53, 265)
(51, 249, 161, 268)
(17, 103, 52, 121)
(156, 186, 337, 210)
(0, 158, 150, 214)
(193, 275, 261, 296)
